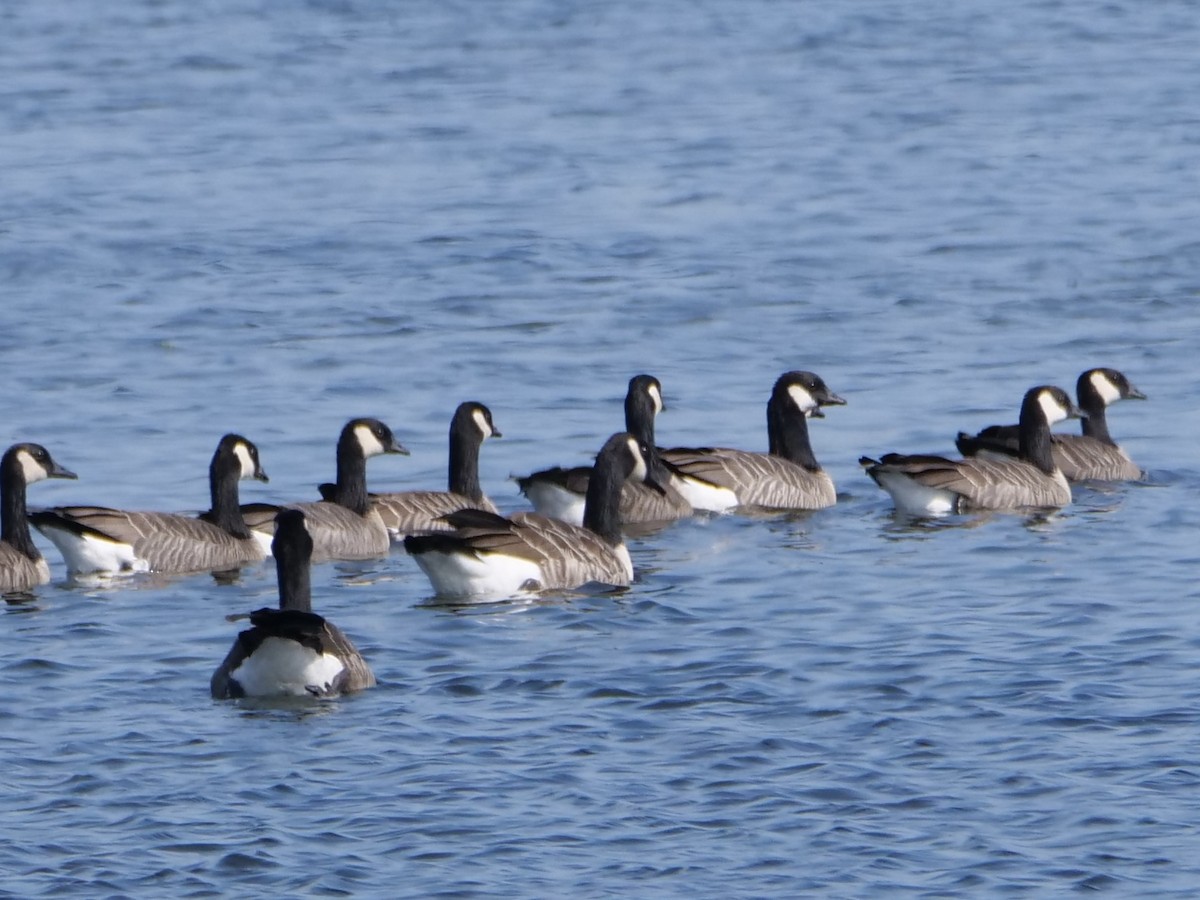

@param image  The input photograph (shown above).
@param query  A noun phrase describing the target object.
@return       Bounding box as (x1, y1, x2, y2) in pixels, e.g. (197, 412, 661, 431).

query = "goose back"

(211, 509, 375, 699)
(660, 370, 845, 512)
(243, 418, 406, 561)
(405, 432, 651, 599)
(30, 434, 268, 576)
(518, 375, 692, 526)
(372, 402, 501, 537)
(865, 385, 1082, 514)
(955, 368, 1146, 481)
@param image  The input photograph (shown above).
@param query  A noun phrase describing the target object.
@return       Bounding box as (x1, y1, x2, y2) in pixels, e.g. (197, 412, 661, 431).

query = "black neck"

(275, 540, 313, 613)
(1017, 394, 1057, 474)
(206, 450, 252, 538)
(448, 416, 484, 501)
(582, 445, 627, 547)
(1, 461, 38, 561)
(1076, 383, 1114, 445)
(767, 394, 820, 471)
(625, 389, 657, 448)
(331, 434, 370, 515)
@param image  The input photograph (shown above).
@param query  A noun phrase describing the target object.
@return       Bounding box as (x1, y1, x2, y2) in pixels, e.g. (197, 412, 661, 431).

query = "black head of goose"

(211, 509, 376, 699)
(863, 384, 1085, 516)
(954, 367, 1146, 481)
(405, 432, 662, 600)
(30, 434, 267, 577)
(1, 443, 76, 593)
(371, 402, 502, 538)
(242, 417, 408, 562)
(516, 374, 692, 526)
(661, 370, 847, 512)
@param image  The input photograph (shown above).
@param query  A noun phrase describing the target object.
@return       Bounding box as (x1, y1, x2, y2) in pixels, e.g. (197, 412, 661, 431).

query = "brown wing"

(876, 455, 1071, 509)
(661, 448, 833, 509)
(371, 490, 498, 537)
(34, 506, 263, 572)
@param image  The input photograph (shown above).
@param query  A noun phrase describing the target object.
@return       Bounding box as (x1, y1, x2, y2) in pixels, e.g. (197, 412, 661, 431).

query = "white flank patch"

(625, 437, 647, 483)
(472, 408, 495, 438)
(1037, 390, 1071, 425)
(1089, 370, 1122, 406)
(411, 548, 543, 600)
(873, 470, 958, 516)
(17, 450, 50, 484)
(233, 442, 257, 479)
(670, 474, 738, 512)
(787, 384, 818, 414)
(34, 525, 147, 576)
(231, 637, 345, 697)
(522, 481, 586, 526)
(613, 543, 634, 581)
(250, 529, 275, 556)
(354, 424, 387, 458)
(647, 383, 664, 415)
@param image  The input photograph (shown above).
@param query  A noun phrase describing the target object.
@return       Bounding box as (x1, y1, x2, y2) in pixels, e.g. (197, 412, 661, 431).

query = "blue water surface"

(3, 1, 1200, 896)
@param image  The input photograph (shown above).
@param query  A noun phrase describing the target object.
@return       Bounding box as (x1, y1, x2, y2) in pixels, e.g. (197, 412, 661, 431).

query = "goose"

(0, 443, 77, 592)
(404, 432, 660, 600)
(954, 367, 1146, 481)
(211, 509, 376, 699)
(659, 370, 847, 512)
(371, 402, 502, 538)
(241, 418, 407, 562)
(30, 434, 269, 577)
(861, 384, 1084, 515)
(516, 374, 692, 526)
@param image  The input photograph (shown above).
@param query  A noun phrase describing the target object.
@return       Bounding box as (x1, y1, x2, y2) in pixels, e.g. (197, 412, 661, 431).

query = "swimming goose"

(30, 434, 269, 577)
(862, 385, 1084, 515)
(659, 370, 847, 512)
(404, 432, 659, 600)
(954, 367, 1146, 481)
(517, 374, 692, 526)
(211, 509, 376, 699)
(242, 418, 407, 562)
(0, 443, 77, 592)
(372, 402, 502, 538)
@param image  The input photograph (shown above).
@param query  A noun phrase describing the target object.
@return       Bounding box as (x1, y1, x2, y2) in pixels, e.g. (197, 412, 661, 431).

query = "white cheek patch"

(1089, 370, 1122, 406)
(354, 424, 386, 458)
(626, 438, 648, 482)
(787, 384, 818, 413)
(17, 450, 49, 484)
(647, 384, 664, 416)
(233, 443, 257, 479)
(472, 409, 494, 438)
(1038, 391, 1070, 425)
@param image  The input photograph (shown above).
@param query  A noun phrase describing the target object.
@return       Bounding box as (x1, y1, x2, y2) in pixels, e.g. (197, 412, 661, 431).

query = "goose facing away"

(30, 434, 268, 577)
(862, 385, 1084, 515)
(211, 509, 376, 699)
(517, 374, 692, 526)
(955, 367, 1146, 481)
(372, 402, 502, 538)
(0, 443, 77, 592)
(404, 432, 660, 600)
(242, 418, 408, 562)
(660, 370, 847, 512)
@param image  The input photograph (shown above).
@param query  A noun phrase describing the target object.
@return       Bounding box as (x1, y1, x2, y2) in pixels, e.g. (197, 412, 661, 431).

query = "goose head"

(4, 443, 77, 485)
(774, 371, 847, 419)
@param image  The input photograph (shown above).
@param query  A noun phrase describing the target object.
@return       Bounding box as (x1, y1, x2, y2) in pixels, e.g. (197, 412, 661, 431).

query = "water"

(4, 0, 1200, 895)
